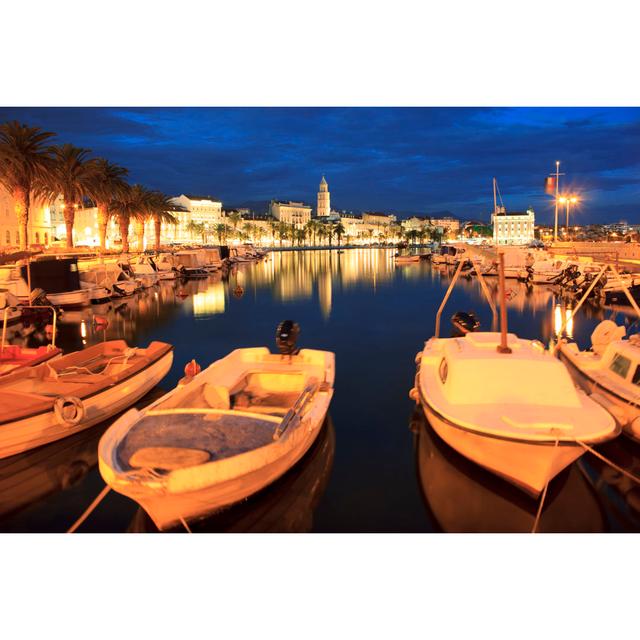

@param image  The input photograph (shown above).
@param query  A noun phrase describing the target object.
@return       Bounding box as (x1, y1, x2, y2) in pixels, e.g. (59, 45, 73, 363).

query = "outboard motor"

(276, 320, 300, 356)
(451, 311, 480, 337)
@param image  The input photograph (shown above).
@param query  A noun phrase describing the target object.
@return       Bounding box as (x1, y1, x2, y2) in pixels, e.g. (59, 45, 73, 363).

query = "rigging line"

(576, 440, 640, 485)
(531, 436, 559, 533)
(67, 485, 111, 533)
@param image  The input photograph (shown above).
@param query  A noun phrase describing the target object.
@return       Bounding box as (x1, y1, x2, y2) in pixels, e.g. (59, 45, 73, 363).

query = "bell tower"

(317, 175, 330, 217)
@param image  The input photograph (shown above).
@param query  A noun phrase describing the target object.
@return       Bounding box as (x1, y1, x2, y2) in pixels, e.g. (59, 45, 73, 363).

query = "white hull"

(99, 347, 334, 530)
(560, 350, 640, 443)
(130, 414, 326, 530)
(420, 400, 584, 497)
(47, 289, 90, 308)
(0, 351, 173, 459)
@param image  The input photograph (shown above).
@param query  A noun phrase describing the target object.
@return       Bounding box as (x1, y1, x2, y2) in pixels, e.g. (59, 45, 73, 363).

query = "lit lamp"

(558, 196, 578, 239)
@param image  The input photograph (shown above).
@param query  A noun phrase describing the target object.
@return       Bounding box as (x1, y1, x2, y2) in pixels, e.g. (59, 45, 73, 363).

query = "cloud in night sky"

(0, 107, 638, 224)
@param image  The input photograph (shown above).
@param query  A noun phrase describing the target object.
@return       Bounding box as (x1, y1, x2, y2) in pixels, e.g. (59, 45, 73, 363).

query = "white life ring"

(53, 396, 85, 427)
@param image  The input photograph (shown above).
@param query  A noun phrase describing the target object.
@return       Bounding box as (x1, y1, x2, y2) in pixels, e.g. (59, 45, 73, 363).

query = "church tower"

(317, 175, 330, 217)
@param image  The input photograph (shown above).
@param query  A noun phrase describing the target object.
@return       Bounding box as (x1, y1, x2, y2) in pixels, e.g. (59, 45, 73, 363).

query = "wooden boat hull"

(127, 410, 328, 530)
(0, 348, 173, 459)
(99, 347, 335, 530)
(419, 398, 585, 497)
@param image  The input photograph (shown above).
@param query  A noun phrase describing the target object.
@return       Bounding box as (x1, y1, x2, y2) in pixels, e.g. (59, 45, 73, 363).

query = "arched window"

(44, 232, 49, 245)
(35, 232, 40, 244)
(5, 230, 9, 244)
(15, 231, 19, 245)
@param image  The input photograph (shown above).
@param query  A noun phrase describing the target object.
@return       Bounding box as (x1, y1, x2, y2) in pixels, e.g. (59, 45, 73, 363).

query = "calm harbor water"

(1, 248, 639, 533)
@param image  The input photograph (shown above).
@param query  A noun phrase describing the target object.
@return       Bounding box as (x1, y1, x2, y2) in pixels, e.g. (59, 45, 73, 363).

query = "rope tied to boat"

(531, 435, 560, 534)
(575, 440, 640, 486)
(67, 485, 111, 533)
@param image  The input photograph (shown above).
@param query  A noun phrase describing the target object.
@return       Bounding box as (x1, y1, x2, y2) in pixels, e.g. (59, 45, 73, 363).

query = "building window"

(35, 232, 40, 244)
(15, 231, 19, 245)
(5, 230, 9, 244)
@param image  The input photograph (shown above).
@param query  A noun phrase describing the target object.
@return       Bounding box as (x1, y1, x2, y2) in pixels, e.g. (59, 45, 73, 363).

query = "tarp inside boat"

(118, 412, 279, 471)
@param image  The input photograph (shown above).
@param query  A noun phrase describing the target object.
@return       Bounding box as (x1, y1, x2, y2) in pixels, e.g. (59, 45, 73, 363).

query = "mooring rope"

(576, 440, 640, 485)
(531, 436, 559, 534)
(179, 516, 192, 533)
(67, 485, 111, 533)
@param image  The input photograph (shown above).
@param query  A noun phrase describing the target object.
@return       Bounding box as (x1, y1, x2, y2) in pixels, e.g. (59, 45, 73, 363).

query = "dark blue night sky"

(1, 107, 638, 224)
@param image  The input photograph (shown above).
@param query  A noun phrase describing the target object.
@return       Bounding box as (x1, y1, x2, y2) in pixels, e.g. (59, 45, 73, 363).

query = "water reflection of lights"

(553, 302, 574, 339)
(192, 284, 226, 317)
(80, 320, 87, 344)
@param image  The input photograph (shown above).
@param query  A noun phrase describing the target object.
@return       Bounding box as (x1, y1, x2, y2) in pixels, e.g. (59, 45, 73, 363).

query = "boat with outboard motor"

(559, 319, 640, 443)
(411, 252, 619, 497)
(0, 339, 173, 459)
(98, 321, 335, 530)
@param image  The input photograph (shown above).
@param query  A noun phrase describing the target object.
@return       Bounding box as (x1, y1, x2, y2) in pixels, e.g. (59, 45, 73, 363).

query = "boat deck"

(118, 412, 279, 472)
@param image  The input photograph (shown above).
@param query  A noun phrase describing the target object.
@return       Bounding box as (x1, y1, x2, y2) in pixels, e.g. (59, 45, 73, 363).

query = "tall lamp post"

(558, 195, 578, 239)
(550, 161, 565, 242)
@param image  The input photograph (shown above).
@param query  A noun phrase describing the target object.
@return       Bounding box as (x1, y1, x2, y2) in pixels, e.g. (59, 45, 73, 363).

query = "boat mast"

(493, 177, 497, 215)
(497, 252, 512, 354)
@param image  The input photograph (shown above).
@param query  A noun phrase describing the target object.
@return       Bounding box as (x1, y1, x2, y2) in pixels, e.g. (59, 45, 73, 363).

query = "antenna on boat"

(497, 252, 512, 354)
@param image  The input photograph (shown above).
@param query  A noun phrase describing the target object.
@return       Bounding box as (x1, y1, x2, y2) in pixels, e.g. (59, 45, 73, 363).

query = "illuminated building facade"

(317, 176, 330, 217)
(492, 207, 535, 245)
(270, 201, 312, 227)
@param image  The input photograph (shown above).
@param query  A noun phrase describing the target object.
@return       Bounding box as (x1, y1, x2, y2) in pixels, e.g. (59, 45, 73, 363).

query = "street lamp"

(558, 195, 578, 239)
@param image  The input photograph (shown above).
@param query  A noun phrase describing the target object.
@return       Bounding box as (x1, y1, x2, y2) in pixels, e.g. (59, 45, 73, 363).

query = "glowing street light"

(558, 195, 578, 238)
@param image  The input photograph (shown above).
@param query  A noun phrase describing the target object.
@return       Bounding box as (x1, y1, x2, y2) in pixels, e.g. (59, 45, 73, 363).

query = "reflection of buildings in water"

(412, 409, 605, 533)
(129, 416, 336, 533)
(191, 280, 226, 317)
(318, 269, 332, 319)
(243, 249, 396, 303)
(578, 438, 640, 531)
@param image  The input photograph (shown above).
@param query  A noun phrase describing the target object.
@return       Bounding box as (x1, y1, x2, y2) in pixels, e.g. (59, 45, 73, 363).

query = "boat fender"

(409, 387, 420, 404)
(54, 396, 85, 427)
(184, 359, 201, 378)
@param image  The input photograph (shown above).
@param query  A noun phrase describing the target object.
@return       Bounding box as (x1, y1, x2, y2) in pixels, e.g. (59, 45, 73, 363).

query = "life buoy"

(53, 396, 85, 427)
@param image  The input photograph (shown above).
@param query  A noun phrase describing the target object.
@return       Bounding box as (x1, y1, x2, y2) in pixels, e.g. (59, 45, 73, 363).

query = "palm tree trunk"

(154, 215, 162, 251)
(97, 204, 109, 252)
(136, 220, 145, 251)
(120, 216, 130, 253)
(64, 210, 75, 249)
(13, 188, 29, 250)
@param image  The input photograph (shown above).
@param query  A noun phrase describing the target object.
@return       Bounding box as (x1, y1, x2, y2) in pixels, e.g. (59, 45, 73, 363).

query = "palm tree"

(147, 192, 178, 251)
(227, 211, 242, 239)
(46, 144, 100, 248)
(109, 184, 149, 253)
(277, 222, 290, 247)
(334, 222, 345, 249)
(215, 223, 229, 244)
(91, 158, 129, 252)
(268, 220, 279, 246)
(186, 220, 203, 242)
(305, 219, 318, 247)
(0, 121, 56, 249)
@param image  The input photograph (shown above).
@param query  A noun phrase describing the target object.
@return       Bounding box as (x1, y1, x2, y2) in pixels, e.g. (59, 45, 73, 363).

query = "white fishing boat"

(152, 254, 178, 280)
(119, 261, 155, 289)
(98, 323, 335, 530)
(0, 340, 173, 459)
(79, 262, 138, 298)
(79, 280, 112, 304)
(171, 251, 209, 277)
(129, 255, 162, 284)
(0, 257, 90, 308)
(559, 320, 640, 442)
(394, 253, 420, 263)
(411, 252, 618, 497)
(413, 331, 618, 496)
